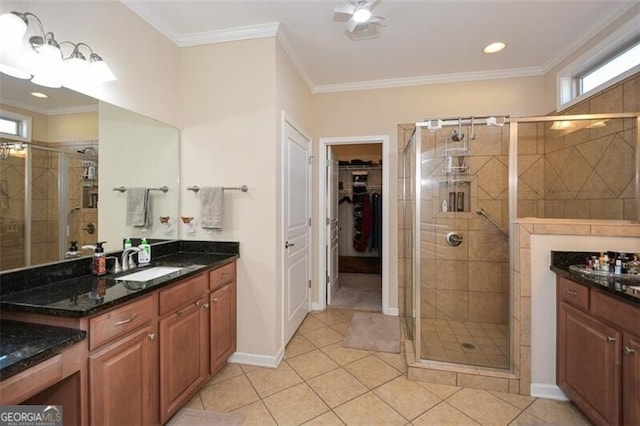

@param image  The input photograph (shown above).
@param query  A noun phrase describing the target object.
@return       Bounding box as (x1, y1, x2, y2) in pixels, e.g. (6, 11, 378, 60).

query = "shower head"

(77, 146, 96, 156)
(451, 129, 464, 142)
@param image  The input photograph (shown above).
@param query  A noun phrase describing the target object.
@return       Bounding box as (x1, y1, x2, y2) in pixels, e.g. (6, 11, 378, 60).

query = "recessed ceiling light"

(31, 92, 48, 98)
(483, 42, 506, 54)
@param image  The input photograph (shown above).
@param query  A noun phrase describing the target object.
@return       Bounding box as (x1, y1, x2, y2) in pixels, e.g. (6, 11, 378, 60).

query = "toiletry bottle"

(124, 237, 132, 250)
(138, 238, 151, 264)
(92, 241, 107, 276)
(442, 199, 448, 212)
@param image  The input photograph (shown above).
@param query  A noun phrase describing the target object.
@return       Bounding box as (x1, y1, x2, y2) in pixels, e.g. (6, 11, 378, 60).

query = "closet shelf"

(338, 164, 382, 170)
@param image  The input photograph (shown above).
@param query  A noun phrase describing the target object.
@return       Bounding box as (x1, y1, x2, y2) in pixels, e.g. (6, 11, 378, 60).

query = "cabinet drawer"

(591, 290, 640, 334)
(159, 273, 208, 316)
(0, 354, 62, 404)
(209, 262, 236, 291)
(90, 295, 155, 350)
(558, 276, 589, 310)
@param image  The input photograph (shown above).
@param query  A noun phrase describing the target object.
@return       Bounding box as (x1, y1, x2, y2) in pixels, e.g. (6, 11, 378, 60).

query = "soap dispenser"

(138, 238, 151, 264)
(92, 241, 107, 276)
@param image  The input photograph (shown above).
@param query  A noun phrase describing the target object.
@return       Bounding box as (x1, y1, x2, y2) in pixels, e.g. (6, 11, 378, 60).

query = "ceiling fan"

(334, 0, 385, 33)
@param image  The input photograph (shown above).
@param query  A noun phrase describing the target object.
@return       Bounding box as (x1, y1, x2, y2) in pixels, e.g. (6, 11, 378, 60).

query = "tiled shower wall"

(398, 124, 510, 327)
(518, 72, 639, 220)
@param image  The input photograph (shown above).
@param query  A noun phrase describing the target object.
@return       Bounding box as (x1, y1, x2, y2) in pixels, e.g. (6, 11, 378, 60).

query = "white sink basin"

(115, 266, 184, 282)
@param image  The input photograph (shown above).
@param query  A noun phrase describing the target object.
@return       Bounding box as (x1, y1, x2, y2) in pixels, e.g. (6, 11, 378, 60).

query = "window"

(579, 40, 640, 94)
(557, 13, 640, 111)
(0, 110, 31, 142)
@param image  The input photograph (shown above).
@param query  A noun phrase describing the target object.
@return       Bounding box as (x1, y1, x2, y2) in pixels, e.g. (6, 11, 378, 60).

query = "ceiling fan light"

(353, 7, 372, 23)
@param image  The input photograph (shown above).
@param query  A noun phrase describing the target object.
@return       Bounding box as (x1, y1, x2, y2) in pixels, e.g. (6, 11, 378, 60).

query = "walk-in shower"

(0, 143, 98, 271)
(401, 116, 511, 370)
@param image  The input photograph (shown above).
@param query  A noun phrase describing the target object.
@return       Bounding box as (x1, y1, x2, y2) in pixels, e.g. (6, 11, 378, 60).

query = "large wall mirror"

(0, 74, 179, 272)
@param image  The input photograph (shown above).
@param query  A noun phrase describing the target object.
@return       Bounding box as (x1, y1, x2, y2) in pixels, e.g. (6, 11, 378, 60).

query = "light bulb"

(353, 7, 371, 23)
(0, 13, 27, 48)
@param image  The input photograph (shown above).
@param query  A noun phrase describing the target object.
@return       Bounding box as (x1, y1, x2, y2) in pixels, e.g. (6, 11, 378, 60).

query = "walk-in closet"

(331, 143, 383, 311)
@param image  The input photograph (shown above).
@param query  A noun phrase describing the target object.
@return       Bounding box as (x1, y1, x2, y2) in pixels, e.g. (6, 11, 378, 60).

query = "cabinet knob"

(203, 303, 209, 309)
(212, 298, 219, 303)
(175, 310, 183, 316)
(624, 346, 636, 355)
(196, 300, 209, 309)
(565, 289, 577, 296)
(147, 333, 156, 341)
(606, 335, 617, 343)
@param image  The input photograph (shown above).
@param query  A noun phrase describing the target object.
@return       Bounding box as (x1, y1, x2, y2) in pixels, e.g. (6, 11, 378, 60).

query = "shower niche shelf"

(439, 181, 470, 213)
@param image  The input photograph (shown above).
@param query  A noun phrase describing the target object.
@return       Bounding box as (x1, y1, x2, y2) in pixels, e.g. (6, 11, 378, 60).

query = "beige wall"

(1, 103, 49, 142)
(47, 112, 98, 142)
(178, 38, 282, 358)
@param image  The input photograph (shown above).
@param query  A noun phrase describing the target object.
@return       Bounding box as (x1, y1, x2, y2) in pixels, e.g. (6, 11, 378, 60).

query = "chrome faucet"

(121, 247, 143, 271)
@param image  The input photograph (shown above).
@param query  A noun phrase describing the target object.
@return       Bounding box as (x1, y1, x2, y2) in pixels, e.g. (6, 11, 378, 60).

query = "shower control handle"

(445, 232, 463, 247)
(82, 223, 96, 235)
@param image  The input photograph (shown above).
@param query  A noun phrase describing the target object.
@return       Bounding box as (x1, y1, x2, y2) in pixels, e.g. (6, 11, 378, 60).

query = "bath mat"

(166, 408, 244, 426)
(343, 312, 401, 353)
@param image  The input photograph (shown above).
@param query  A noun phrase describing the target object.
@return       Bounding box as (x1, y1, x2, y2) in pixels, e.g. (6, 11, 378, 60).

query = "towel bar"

(187, 185, 248, 193)
(113, 186, 169, 193)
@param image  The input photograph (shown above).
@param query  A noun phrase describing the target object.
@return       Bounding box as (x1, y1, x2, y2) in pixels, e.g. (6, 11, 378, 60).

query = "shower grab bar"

(475, 208, 508, 237)
(112, 186, 169, 193)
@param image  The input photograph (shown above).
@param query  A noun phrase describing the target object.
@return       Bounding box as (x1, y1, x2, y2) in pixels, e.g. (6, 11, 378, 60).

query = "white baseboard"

(228, 347, 284, 369)
(386, 307, 399, 316)
(530, 383, 569, 401)
(311, 302, 324, 311)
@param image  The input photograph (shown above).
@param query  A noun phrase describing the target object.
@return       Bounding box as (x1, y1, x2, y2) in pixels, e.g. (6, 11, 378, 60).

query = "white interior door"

(326, 146, 339, 305)
(283, 119, 311, 344)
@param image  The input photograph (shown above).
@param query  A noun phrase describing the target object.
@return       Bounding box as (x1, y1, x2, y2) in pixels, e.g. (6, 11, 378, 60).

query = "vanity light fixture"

(483, 42, 506, 54)
(0, 11, 116, 88)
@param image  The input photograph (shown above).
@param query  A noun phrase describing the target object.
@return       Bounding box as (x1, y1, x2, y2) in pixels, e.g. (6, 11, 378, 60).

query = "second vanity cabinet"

(556, 276, 639, 426)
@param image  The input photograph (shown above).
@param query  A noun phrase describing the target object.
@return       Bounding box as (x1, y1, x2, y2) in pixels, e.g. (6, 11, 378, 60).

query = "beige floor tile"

(488, 390, 535, 410)
(312, 309, 350, 325)
(239, 364, 260, 374)
(206, 362, 244, 385)
(233, 400, 277, 426)
(287, 349, 340, 380)
(263, 383, 329, 425)
(299, 315, 327, 333)
(344, 355, 402, 389)
(374, 351, 407, 373)
(321, 343, 371, 366)
(199, 374, 260, 412)
(446, 387, 521, 426)
(302, 326, 344, 348)
(520, 399, 591, 425)
(412, 401, 480, 426)
(245, 361, 303, 397)
(285, 334, 318, 359)
(184, 393, 204, 409)
(333, 392, 407, 426)
(417, 382, 462, 399)
(307, 369, 368, 408)
(330, 320, 351, 336)
(303, 411, 346, 425)
(507, 411, 545, 426)
(374, 376, 441, 420)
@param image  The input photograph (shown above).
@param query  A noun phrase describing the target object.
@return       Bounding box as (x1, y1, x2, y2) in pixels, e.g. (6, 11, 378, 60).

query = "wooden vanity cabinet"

(209, 262, 237, 375)
(556, 276, 639, 426)
(88, 295, 158, 426)
(159, 274, 209, 424)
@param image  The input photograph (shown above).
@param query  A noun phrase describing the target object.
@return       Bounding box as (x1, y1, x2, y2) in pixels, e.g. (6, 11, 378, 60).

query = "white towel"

(200, 187, 223, 229)
(126, 187, 151, 227)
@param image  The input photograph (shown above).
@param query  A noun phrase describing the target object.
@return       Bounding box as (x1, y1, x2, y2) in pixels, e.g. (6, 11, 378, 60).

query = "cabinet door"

(210, 281, 237, 375)
(623, 333, 640, 426)
(90, 324, 158, 426)
(558, 302, 621, 426)
(159, 299, 208, 424)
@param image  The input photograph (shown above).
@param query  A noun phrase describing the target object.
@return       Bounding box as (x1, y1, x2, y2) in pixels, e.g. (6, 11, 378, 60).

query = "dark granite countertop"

(0, 252, 237, 317)
(0, 320, 86, 380)
(550, 251, 640, 306)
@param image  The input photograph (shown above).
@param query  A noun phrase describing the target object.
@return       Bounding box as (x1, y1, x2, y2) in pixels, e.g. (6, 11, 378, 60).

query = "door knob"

(285, 241, 295, 249)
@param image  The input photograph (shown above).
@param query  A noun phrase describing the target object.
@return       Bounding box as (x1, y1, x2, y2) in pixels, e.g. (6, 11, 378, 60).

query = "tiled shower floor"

(420, 318, 510, 369)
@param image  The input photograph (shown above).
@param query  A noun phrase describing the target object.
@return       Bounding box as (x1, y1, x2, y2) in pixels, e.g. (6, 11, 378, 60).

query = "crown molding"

(275, 28, 314, 92)
(176, 22, 280, 47)
(541, 1, 639, 74)
(312, 66, 545, 94)
(1, 100, 98, 116)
